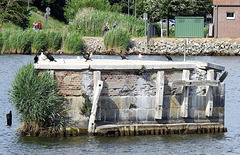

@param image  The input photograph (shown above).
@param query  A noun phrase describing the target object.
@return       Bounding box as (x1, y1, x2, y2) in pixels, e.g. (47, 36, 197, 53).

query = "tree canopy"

(0, 0, 30, 29)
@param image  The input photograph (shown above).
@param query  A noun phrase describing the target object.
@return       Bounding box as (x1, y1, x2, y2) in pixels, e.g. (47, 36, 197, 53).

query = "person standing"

(33, 21, 38, 31)
(38, 20, 42, 30)
(113, 22, 118, 29)
(103, 23, 110, 35)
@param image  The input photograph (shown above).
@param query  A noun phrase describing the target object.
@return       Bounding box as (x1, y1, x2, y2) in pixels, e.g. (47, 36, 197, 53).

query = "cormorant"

(6, 110, 12, 126)
(165, 54, 173, 61)
(120, 50, 127, 60)
(83, 52, 93, 62)
(34, 53, 39, 63)
(45, 51, 57, 62)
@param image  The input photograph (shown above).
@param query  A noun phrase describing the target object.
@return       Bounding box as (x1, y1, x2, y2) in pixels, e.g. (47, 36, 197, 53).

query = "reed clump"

(9, 63, 67, 130)
(104, 28, 131, 51)
(0, 29, 85, 54)
(63, 32, 85, 54)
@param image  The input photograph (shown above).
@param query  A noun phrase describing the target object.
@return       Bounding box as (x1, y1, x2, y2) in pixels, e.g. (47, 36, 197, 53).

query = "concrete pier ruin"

(34, 58, 227, 136)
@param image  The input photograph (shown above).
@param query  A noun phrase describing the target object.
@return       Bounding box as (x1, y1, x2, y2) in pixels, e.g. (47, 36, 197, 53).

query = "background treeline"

(1, 0, 212, 28)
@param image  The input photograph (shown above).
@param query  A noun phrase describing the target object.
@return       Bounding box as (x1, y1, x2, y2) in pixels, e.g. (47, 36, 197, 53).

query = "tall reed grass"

(69, 8, 145, 37)
(63, 32, 85, 54)
(0, 29, 84, 54)
(9, 63, 66, 129)
(104, 28, 131, 51)
(0, 31, 3, 52)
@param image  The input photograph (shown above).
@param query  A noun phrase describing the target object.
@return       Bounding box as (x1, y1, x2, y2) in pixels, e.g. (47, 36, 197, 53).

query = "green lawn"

(0, 10, 67, 30)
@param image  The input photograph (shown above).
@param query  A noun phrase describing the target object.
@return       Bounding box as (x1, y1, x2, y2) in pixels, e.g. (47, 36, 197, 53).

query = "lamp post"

(46, 7, 51, 27)
(128, 0, 130, 15)
(135, 0, 136, 17)
(27, 0, 29, 11)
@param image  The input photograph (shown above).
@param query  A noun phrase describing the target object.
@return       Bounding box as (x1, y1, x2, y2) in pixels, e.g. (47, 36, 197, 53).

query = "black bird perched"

(34, 53, 39, 63)
(165, 54, 173, 61)
(83, 52, 93, 62)
(6, 110, 12, 126)
(120, 50, 127, 60)
(45, 51, 57, 62)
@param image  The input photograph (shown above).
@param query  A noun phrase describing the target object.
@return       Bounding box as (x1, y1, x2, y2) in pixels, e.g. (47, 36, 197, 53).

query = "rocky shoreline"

(3, 37, 240, 56)
(84, 37, 240, 56)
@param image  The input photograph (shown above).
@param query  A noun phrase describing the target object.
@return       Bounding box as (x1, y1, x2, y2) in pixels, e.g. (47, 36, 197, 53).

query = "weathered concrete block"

(137, 110, 147, 121)
(129, 109, 137, 121)
(118, 109, 130, 121)
(146, 109, 155, 121)
(169, 108, 180, 119)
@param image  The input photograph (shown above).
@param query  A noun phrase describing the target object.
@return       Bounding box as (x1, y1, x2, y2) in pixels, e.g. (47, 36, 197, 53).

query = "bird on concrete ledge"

(83, 52, 93, 62)
(45, 51, 57, 62)
(34, 52, 39, 63)
(120, 50, 128, 60)
(165, 53, 173, 61)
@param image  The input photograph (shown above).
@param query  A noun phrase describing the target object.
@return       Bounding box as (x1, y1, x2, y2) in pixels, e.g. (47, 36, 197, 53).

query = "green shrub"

(32, 30, 48, 53)
(46, 30, 63, 51)
(169, 28, 175, 38)
(80, 94, 92, 117)
(64, 0, 114, 22)
(104, 28, 131, 51)
(30, 6, 38, 12)
(2, 29, 13, 52)
(204, 26, 209, 38)
(0, 32, 3, 52)
(17, 30, 34, 54)
(7, 29, 34, 54)
(153, 23, 161, 37)
(63, 32, 84, 54)
(70, 8, 145, 37)
(9, 63, 66, 129)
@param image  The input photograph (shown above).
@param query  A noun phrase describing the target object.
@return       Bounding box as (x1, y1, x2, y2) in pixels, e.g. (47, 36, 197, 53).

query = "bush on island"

(9, 63, 67, 130)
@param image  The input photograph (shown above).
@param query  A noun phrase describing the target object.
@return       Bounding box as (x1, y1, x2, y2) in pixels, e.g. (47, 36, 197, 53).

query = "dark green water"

(0, 54, 239, 154)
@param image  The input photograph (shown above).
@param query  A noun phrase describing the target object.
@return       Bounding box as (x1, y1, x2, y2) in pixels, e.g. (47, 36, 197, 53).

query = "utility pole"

(135, 0, 136, 17)
(27, 0, 29, 11)
(128, 0, 130, 15)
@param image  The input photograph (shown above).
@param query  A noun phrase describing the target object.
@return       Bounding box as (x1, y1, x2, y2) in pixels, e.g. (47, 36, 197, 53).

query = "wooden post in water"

(88, 71, 103, 134)
(6, 110, 12, 126)
(181, 70, 190, 117)
(155, 71, 164, 119)
(206, 70, 214, 117)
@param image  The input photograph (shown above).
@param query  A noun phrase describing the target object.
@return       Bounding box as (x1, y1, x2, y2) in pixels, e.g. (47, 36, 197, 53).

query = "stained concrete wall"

(35, 59, 226, 129)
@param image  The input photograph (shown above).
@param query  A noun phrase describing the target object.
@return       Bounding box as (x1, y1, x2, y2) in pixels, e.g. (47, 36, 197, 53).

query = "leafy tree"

(192, 0, 213, 18)
(144, 0, 194, 37)
(32, 0, 66, 22)
(0, 0, 30, 29)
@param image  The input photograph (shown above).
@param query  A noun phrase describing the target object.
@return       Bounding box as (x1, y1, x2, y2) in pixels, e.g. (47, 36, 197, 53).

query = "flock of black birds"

(34, 50, 173, 63)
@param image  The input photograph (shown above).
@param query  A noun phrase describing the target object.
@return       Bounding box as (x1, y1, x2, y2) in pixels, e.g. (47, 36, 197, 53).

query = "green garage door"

(175, 17, 204, 38)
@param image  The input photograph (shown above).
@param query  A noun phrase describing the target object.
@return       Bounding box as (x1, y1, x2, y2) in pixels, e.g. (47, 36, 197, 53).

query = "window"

(226, 12, 235, 20)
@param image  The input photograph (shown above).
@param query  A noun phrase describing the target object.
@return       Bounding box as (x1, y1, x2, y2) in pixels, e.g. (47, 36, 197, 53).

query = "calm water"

(0, 54, 239, 155)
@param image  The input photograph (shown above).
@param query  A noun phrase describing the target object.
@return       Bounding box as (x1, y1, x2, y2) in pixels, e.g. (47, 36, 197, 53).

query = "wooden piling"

(6, 110, 12, 126)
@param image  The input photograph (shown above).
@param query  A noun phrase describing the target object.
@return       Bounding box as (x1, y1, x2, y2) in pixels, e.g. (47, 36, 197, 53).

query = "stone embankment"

(84, 37, 240, 56)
